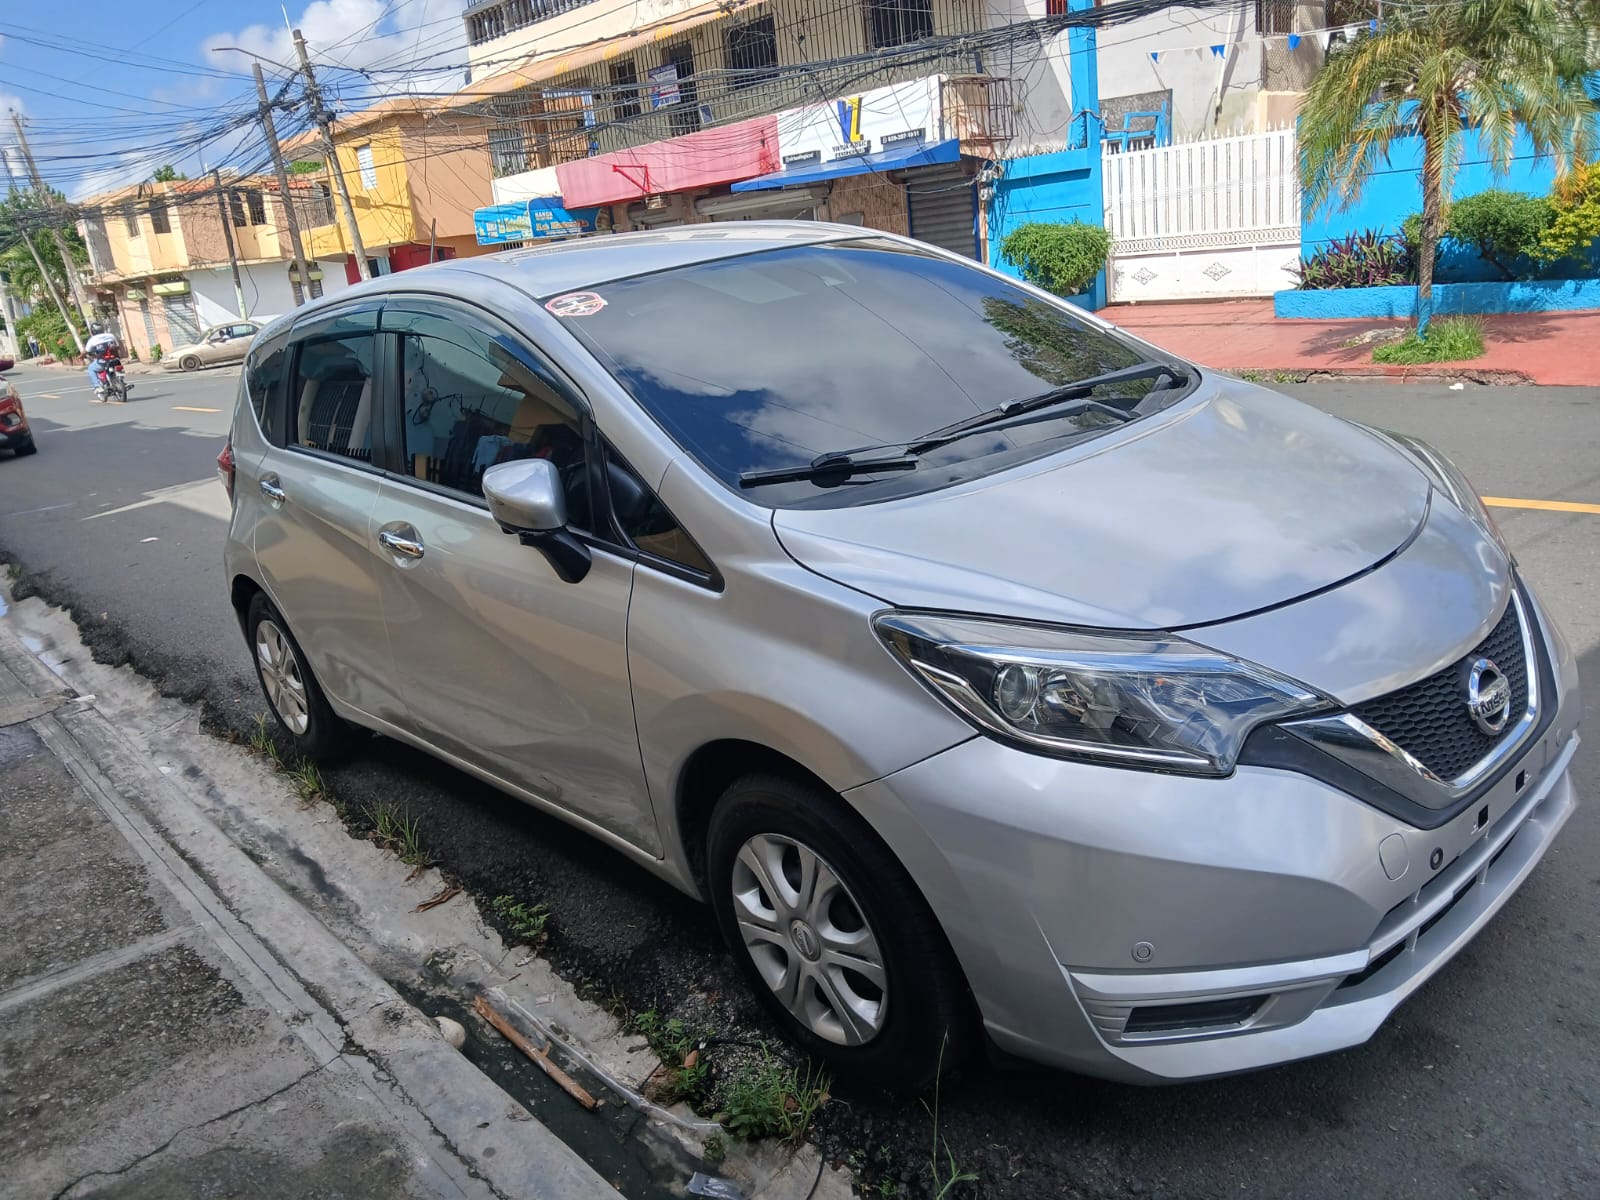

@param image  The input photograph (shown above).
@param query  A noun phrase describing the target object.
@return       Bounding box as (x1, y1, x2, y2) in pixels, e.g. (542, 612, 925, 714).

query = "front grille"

(1351, 598, 1529, 782)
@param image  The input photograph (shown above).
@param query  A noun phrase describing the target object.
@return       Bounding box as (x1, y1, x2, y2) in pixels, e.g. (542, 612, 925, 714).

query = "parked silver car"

(169, 320, 262, 371)
(220, 224, 1581, 1090)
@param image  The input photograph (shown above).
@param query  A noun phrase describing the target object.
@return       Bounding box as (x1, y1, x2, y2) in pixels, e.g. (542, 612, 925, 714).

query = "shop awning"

(731, 138, 960, 193)
(473, 198, 598, 245)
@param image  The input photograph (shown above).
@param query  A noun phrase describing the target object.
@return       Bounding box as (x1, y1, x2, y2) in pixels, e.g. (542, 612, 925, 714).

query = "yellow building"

(288, 101, 499, 279)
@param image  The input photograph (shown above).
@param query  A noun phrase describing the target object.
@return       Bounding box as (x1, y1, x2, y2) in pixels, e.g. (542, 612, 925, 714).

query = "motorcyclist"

(84, 326, 118, 396)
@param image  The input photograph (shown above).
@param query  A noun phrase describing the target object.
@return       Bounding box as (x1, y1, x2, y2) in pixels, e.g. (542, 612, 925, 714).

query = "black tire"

(107, 377, 126, 403)
(180, 355, 201, 372)
(12, 436, 36, 456)
(245, 593, 347, 760)
(707, 773, 974, 1093)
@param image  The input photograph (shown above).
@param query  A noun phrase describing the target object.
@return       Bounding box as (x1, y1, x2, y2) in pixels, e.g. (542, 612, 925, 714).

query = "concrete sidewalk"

(1106, 299, 1600, 386)
(0, 603, 614, 1199)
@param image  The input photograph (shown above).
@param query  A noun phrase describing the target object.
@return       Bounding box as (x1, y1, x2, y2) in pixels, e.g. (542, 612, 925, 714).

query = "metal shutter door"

(906, 166, 977, 259)
(163, 294, 201, 345)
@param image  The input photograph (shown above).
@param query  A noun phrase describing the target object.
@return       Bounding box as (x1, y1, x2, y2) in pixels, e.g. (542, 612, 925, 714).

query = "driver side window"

(388, 311, 591, 530)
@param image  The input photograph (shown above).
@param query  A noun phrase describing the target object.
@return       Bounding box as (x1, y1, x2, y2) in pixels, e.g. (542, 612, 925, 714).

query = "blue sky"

(1, 0, 467, 198)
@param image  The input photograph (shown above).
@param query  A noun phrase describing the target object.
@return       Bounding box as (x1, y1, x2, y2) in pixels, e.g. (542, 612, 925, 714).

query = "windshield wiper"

(908, 360, 1189, 452)
(738, 450, 920, 490)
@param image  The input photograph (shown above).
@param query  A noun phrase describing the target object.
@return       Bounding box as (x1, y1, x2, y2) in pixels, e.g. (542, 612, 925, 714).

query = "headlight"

(874, 613, 1327, 776)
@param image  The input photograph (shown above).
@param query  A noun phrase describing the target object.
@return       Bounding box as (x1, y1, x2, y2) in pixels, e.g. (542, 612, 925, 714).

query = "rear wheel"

(107, 376, 126, 403)
(180, 354, 201, 372)
(246, 593, 347, 760)
(707, 773, 973, 1093)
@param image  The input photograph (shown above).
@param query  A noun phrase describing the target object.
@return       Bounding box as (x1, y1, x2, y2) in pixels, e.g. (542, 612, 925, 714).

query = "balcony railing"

(472, 0, 991, 171)
(467, 0, 603, 46)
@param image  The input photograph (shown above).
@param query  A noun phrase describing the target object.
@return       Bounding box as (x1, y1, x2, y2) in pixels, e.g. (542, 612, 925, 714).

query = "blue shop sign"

(474, 198, 599, 245)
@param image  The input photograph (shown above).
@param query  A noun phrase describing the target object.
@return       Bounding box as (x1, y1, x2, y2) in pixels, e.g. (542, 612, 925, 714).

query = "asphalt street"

(2, 361, 1597, 1199)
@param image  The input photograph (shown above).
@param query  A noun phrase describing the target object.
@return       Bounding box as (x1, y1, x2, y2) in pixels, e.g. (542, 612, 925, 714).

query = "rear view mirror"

(483, 458, 590, 583)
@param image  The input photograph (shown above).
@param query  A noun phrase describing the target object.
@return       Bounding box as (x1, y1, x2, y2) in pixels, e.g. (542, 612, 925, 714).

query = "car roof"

(257, 221, 862, 344)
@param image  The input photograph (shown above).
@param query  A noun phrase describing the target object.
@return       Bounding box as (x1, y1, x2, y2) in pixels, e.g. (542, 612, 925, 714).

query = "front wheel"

(180, 355, 201, 371)
(12, 436, 36, 456)
(707, 774, 973, 1093)
(246, 593, 347, 760)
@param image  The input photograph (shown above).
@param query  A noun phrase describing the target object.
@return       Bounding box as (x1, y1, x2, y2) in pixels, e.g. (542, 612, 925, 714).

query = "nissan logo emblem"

(1466, 657, 1513, 735)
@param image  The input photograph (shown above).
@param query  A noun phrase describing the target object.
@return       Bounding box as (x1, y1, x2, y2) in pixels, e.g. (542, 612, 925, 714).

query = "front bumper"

(845, 590, 1581, 1083)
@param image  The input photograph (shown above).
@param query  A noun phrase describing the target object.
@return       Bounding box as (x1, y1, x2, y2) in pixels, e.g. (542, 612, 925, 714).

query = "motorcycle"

(91, 347, 131, 404)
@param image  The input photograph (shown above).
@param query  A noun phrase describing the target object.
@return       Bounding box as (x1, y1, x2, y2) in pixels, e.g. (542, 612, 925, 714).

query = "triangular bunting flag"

(1149, 50, 1160, 63)
(1316, 28, 1332, 50)
(1287, 33, 1300, 49)
(1369, 18, 1378, 31)
(1210, 43, 1225, 57)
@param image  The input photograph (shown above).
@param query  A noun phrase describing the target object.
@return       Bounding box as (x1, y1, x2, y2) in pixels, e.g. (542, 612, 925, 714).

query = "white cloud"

(71, 150, 165, 202)
(202, 0, 467, 95)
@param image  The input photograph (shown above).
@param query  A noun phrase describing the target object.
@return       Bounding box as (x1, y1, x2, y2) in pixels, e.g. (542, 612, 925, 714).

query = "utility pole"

(293, 30, 370, 280)
(0, 145, 83, 354)
(253, 62, 315, 306)
(211, 169, 249, 318)
(10, 109, 96, 335)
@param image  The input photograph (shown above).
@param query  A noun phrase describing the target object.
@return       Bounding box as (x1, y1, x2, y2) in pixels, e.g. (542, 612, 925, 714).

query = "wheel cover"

(255, 619, 310, 735)
(731, 833, 888, 1046)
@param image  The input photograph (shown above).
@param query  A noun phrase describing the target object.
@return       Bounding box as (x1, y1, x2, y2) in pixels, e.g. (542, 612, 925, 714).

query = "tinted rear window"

(555, 238, 1166, 507)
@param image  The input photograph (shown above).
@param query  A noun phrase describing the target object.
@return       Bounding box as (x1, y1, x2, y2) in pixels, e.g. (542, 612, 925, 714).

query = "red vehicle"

(0, 379, 35, 457)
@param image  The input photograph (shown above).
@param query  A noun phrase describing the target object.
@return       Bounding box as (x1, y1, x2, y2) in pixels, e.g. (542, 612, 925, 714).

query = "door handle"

(377, 529, 425, 559)
(259, 477, 286, 505)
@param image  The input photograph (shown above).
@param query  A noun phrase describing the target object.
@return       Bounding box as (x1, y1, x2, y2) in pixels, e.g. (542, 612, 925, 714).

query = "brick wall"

(825, 173, 908, 236)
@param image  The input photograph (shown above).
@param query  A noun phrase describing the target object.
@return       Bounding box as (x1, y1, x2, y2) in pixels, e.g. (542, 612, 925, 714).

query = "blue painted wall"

(1276, 276, 1600, 319)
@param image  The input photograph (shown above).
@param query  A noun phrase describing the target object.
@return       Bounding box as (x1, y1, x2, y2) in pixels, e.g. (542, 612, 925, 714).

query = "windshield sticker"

(545, 291, 607, 317)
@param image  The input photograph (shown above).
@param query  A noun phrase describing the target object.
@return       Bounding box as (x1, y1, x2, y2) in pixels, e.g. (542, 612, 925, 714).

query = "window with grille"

(247, 190, 267, 225)
(610, 60, 641, 121)
(229, 191, 248, 228)
(866, 0, 934, 49)
(356, 145, 378, 190)
(124, 205, 140, 237)
(1255, 0, 1294, 34)
(726, 17, 778, 90)
(488, 127, 530, 177)
(150, 201, 170, 235)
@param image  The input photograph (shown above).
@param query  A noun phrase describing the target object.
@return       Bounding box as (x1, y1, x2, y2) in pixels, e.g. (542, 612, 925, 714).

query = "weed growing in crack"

(287, 759, 328, 806)
(702, 1132, 727, 1166)
(634, 1010, 710, 1104)
(720, 1049, 829, 1145)
(923, 1036, 978, 1198)
(369, 801, 427, 866)
(491, 895, 550, 947)
(248, 713, 282, 764)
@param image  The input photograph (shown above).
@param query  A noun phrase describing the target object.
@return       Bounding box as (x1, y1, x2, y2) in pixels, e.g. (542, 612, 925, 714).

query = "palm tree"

(1297, 0, 1598, 330)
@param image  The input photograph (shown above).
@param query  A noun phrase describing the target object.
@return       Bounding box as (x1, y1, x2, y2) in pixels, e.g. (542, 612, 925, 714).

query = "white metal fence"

(1102, 127, 1302, 302)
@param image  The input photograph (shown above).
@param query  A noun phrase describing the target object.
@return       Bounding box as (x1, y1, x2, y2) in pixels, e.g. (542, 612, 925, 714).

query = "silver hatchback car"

(221, 224, 1581, 1090)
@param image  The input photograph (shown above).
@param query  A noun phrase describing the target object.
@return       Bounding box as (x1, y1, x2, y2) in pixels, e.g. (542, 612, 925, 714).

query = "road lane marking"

(172, 406, 220, 413)
(1483, 496, 1600, 515)
(38, 392, 60, 399)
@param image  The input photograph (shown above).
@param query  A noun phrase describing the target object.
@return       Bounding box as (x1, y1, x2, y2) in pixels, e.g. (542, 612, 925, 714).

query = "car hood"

(772, 381, 1434, 629)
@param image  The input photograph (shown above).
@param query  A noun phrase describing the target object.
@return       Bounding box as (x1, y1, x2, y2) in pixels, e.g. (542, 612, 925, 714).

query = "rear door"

(365, 299, 658, 851)
(250, 301, 410, 727)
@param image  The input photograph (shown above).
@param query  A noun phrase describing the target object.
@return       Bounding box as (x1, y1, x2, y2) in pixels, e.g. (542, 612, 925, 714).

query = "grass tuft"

(491, 894, 550, 947)
(288, 759, 327, 806)
(248, 713, 282, 764)
(369, 801, 427, 865)
(720, 1049, 829, 1145)
(924, 1035, 978, 1198)
(1372, 315, 1486, 365)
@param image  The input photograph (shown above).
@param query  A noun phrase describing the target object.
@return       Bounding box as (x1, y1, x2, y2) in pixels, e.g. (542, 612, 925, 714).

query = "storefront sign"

(782, 150, 822, 167)
(773, 78, 942, 164)
(474, 199, 599, 245)
(648, 64, 681, 110)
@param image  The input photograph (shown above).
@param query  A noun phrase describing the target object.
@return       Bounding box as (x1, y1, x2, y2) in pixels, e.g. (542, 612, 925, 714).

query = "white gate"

(1102, 128, 1301, 303)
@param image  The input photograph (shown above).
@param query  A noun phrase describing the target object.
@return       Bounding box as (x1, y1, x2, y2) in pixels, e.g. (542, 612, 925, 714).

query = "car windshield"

(554, 237, 1190, 508)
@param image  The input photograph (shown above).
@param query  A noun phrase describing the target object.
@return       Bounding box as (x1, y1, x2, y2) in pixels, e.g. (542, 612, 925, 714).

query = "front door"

(367, 301, 659, 853)
(250, 303, 409, 726)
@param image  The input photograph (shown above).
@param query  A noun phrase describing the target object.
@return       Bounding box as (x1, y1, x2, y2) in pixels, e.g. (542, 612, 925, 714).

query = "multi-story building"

(452, 0, 1039, 260)
(285, 100, 501, 281)
(77, 176, 347, 360)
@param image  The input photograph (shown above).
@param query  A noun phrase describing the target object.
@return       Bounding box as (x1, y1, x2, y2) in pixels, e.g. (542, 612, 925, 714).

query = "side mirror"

(482, 458, 590, 583)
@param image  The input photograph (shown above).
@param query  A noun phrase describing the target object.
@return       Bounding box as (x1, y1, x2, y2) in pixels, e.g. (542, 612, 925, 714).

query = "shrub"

(1401, 190, 1553, 279)
(1297, 231, 1415, 289)
(1534, 160, 1600, 266)
(998, 221, 1112, 296)
(15, 309, 81, 360)
(1371, 315, 1486, 364)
